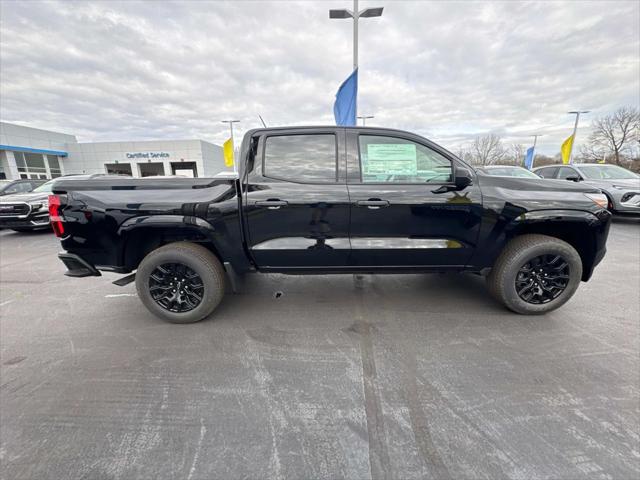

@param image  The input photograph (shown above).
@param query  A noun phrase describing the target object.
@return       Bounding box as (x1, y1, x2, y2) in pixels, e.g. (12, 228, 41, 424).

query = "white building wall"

(0, 122, 77, 152)
(1, 123, 226, 179)
(201, 140, 227, 177)
(65, 139, 224, 178)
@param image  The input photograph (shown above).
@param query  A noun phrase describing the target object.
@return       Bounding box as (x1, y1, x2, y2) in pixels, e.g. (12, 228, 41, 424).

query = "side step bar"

(58, 253, 101, 278)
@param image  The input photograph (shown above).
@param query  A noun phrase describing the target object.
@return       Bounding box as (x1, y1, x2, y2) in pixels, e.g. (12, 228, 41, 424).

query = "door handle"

(255, 200, 288, 210)
(357, 199, 390, 209)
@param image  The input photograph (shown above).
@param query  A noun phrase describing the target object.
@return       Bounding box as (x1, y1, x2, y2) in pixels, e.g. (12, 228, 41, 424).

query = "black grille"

(0, 203, 30, 216)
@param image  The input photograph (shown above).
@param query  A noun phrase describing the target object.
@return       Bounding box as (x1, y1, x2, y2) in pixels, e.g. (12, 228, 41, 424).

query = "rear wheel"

(136, 242, 226, 323)
(487, 234, 582, 315)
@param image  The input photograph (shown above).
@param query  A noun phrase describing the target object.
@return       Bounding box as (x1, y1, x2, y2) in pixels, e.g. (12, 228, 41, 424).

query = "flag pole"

(221, 120, 240, 174)
(567, 111, 589, 164)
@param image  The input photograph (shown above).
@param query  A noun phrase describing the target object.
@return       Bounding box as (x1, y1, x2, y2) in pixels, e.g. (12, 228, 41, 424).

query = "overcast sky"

(1, 0, 638, 154)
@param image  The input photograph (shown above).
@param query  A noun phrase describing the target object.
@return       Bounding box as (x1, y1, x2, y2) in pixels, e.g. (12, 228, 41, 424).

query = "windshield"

(0, 180, 11, 187)
(485, 167, 540, 178)
(578, 165, 639, 180)
(32, 180, 55, 193)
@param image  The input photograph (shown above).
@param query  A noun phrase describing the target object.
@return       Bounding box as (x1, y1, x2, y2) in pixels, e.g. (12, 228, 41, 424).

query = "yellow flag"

(223, 138, 234, 167)
(561, 135, 574, 164)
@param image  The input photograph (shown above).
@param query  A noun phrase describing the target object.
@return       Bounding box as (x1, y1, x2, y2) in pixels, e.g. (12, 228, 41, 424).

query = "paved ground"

(0, 219, 639, 480)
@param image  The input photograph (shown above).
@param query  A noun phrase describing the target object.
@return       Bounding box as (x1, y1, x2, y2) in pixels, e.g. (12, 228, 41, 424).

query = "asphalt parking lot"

(1, 219, 638, 480)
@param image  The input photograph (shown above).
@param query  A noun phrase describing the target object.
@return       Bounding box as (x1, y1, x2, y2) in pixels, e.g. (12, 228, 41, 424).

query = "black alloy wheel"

(515, 254, 570, 304)
(149, 263, 204, 313)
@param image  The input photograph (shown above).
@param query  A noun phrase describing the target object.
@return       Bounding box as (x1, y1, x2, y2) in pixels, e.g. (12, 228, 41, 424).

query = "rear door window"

(264, 134, 337, 183)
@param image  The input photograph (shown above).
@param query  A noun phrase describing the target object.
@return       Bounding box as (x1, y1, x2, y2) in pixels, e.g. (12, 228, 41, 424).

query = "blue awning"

(0, 144, 68, 157)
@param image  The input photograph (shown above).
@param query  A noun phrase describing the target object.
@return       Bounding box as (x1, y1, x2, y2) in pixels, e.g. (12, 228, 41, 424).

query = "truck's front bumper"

(58, 252, 102, 277)
(0, 214, 50, 230)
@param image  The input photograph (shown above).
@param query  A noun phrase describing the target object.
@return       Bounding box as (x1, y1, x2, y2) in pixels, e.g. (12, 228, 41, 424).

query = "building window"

(105, 163, 132, 176)
(139, 162, 165, 177)
(14, 152, 50, 179)
(47, 155, 62, 178)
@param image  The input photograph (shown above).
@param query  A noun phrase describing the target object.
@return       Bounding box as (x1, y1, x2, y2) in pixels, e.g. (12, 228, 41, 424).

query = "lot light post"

(330, 1, 383, 116)
(357, 115, 374, 126)
(567, 111, 589, 164)
(330, 1, 384, 71)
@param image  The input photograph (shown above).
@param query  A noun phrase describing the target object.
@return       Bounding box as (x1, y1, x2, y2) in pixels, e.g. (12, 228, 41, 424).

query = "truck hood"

(477, 174, 601, 194)
(0, 191, 50, 203)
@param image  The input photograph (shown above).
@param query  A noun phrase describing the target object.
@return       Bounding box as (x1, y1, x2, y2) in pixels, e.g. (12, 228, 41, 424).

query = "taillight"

(48, 194, 65, 237)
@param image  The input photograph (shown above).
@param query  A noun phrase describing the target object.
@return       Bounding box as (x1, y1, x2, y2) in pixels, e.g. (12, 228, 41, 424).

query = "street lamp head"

(329, 9, 354, 19)
(568, 111, 590, 114)
(359, 7, 384, 18)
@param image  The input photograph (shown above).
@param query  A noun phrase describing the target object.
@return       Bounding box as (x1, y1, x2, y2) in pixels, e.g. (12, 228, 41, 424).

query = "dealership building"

(0, 122, 227, 180)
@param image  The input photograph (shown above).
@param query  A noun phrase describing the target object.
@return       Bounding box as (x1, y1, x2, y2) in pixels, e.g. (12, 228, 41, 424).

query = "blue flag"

(333, 69, 358, 126)
(524, 146, 535, 170)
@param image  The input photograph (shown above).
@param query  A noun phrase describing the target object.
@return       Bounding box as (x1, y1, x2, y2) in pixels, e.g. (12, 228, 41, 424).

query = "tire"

(487, 234, 582, 315)
(135, 242, 227, 323)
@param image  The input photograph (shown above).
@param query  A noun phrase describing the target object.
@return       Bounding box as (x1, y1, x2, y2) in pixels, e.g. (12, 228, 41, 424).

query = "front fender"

(470, 208, 611, 281)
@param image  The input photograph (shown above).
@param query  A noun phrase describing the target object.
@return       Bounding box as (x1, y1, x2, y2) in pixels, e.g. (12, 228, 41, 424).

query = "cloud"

(0, 0, 638, 154)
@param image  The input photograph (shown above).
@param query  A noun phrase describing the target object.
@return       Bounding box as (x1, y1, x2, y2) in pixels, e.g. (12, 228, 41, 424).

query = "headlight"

(584, 193, 608, 209)
(29, 201, 48, 210)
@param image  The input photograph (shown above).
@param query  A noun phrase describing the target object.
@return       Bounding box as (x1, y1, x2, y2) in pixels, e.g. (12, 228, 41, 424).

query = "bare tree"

(470, 134, 505, 165)
(509, 143, 525, 166)
(587, 106, 639, 165)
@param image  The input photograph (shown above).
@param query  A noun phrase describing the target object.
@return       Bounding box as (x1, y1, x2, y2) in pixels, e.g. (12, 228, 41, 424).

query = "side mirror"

(454, 166, 473, 189)
(566, 176, 581, 182)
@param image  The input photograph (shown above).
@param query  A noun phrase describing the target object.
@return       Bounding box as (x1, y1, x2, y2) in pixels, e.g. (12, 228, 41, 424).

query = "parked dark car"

(51, 126, 611, 322)
(533, 163, 640, 214)
(477, 165, 541, 178)
(0, 180, 55, 231)
(0, 179, 46, 196)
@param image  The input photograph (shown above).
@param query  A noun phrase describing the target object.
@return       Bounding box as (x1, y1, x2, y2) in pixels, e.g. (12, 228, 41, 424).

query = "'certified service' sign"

(126, 152, 170, 159)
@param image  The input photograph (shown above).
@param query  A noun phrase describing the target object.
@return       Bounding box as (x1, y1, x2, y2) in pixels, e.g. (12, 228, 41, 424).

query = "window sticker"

(364, 144, 417, 176)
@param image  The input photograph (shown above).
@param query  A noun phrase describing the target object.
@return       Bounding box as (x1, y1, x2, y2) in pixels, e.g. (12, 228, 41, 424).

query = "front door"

(244, 129, 350, 269)
(347, 130, 482, 268)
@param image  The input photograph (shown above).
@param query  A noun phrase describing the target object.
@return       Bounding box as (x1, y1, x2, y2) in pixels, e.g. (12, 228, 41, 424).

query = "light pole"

(221, 120, 240, 173)
(330, 1, 383, 115)
(567, 110, 589, 164)
(357, 115, 374, 126)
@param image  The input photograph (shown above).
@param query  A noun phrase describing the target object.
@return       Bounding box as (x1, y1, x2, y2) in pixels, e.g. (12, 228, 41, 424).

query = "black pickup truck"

(51, 126, 611, 323)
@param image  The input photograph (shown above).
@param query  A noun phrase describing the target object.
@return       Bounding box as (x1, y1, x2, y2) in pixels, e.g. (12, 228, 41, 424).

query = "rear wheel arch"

(119, 218, 225, 271)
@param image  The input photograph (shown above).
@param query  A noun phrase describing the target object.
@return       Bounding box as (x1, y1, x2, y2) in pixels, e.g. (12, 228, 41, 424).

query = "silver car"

(534, 163, 640, 214)
(477, 165, 542, 178)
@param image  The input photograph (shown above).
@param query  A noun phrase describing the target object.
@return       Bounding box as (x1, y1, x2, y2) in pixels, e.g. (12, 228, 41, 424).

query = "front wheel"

(136, 242, 226, 323)
(487, 234, 582, 315)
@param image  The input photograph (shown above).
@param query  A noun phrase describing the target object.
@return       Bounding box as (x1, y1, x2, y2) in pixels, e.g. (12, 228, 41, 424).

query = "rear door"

(243, 129, 350, 269)
(346, 130, 483, 268)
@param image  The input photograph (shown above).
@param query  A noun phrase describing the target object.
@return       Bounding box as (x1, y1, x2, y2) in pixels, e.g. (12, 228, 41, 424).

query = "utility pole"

(567, 110, 589, 164)
(357, 115, 374, 126)
(221, 120, 240, 173)
(330, 1, 383, 114)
